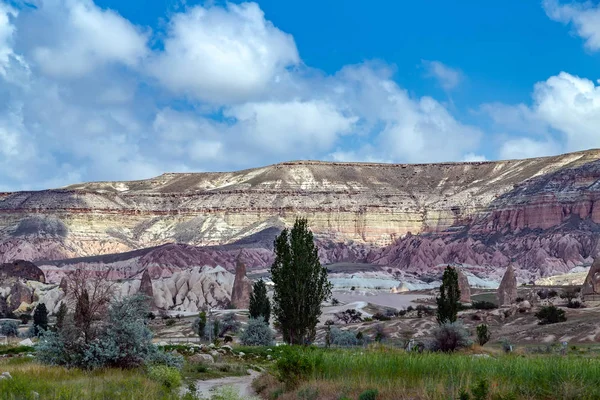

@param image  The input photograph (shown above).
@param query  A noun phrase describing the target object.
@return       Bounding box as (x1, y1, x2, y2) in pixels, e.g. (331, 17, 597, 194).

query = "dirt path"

(192, 369, 260, 398)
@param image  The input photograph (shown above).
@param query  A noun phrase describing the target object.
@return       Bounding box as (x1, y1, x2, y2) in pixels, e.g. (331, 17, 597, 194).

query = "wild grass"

(263, 346, 600, 399)
(0, 358, 178, 400)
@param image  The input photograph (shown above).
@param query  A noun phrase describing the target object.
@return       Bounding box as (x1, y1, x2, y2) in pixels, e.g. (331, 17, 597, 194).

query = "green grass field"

(254, 346, 600, 400)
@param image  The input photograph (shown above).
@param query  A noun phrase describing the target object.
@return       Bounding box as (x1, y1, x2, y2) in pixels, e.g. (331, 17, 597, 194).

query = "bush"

(548, 289, 558, 298)
(147, 365, 181, 390)
(537, 289, 548, 300)
(334, 309, 363, 324)
(219, 313, 241, 336)
(37, 295, 183, 370)
(165, 318, 176, 327)
(329, 327, 362, 347)
(431, 322, 472, 352)
(500, 338, 513, 353)
(0, 321, 19, 337)
(372, 313, 391, 321)
(471, 301, 497, 310)
(275, 347, 322, 389)
(515, 297, 524, 303)
(535, 305, 566, 325)
(567, 300, 584, 309)
(476, 324, 491, 346)
(374, 324, 387, 342)
(240, 317, 274, 346)
(358, 389, 379, 400)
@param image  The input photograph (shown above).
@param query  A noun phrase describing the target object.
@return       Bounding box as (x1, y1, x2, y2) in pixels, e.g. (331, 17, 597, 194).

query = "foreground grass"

(0, 358, 178, 400)
(255, 346, 600, 400)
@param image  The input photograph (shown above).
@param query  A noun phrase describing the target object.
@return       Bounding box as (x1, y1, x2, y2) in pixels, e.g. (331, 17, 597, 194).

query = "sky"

(1, 0, 600, 190)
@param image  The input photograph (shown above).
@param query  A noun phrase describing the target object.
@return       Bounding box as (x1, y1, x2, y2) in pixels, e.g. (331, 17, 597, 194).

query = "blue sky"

(1, 0, 600, 190)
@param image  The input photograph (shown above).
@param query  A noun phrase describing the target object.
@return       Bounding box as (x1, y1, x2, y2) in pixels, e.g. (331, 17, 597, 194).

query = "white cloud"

(463, 153, 487, 162)
(544, 0, 600, 51)
(484, 72, 600, 158)
(499, 138, 561, 160)
(0, 0, 486, 190)
(149, 2, 299, 104)
(29, 0, 148, 78)
(422, 60, 462, 90)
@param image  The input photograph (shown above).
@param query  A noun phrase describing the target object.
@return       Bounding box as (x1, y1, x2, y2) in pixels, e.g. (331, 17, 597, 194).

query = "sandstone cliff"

(0, 149, 600, 281)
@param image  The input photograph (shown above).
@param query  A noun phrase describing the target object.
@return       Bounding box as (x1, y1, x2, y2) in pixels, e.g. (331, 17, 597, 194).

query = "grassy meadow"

(0, 358, 179, 400)
(254, 346, 600, 400)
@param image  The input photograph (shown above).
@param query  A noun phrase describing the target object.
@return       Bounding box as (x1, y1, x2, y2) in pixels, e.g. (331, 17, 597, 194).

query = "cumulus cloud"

(0, 0, 485, 190)
(148, 2, 299, 104)
(544, 0, 600, 51)
(484, 72, 600, 157)
(422, 60, 462, 90)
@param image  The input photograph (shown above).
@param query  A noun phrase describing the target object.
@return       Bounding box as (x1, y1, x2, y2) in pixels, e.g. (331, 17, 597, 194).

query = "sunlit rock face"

(0, 149, 600, 286)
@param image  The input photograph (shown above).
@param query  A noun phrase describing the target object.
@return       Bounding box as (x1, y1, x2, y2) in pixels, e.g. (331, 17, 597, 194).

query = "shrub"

(476, 324, 491, 346)
(515, 297, 524, 303)
(165, 318, 176, 327)
(192, 311, 207, 339)
(37, 295, 183, 370)
(331, 298, 340, 306)
(358, 389, 379, 400)
(372, 313, 391, 321)
(334, 309, 363, 324)
(567, 300, 583, 309)
(374, 324, 387, 342)
(548, 289, 558, 298)
(0, 321, 19, 337)
(19, 314, 31, 325)
(275, 347, 322, 389)
(535, 305, 566, 325)
(537, 289, 548, 300)
(471, 378, 490, 400)
(240, 317, 274, 346)
(500, 338, 513, 353)
(219, 313, 241, 336)
(472, 301, 497, 310)
(329, 327, 361, 347)
(147, 365, 181, 390)
(431, 322, 472, 352)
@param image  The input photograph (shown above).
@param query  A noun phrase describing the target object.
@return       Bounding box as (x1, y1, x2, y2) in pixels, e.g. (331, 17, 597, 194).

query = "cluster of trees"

(36, 270, 181, 370)
(192, 217, 332, 346)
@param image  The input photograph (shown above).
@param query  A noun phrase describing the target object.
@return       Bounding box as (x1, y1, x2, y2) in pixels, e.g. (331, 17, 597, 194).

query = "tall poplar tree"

(33, 303, 49, 335)
(436, 266, 461, 325)
(249, 279, 271, 324)
(271, 218, 332, 345)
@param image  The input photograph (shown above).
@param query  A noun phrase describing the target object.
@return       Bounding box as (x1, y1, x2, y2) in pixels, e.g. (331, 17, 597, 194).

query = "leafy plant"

(358, 389, 378, 400)
(535, 305, 566, 325)
(240, 317, 274, 346)
(0, 321, 19, 337)
(472, 301, 498, 310)
(275, 347, 322, 389)
(249, 279, 271, 324)
(436, 266, 461, 324)
(431, 322, 472, 352)
(476, 324, 491, 346)
(271, 218, 332, 345)
(147, 365, 181, 390)
(33, 303, 49, 336)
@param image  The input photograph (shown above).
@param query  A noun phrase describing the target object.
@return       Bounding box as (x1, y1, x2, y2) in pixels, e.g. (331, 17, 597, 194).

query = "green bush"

(358, 389, 378, 400)
(535, 305, 566, 325)
(472, 301, 497, 310)
(240, 317, 274, 346)
(147, 365, 181, 390)
(476, 324, 491, 346)
(275, 347, 322, 389)
(165, 318, 176, 327)
(0, 321, 19, 337)
(431, 322, 472, 352)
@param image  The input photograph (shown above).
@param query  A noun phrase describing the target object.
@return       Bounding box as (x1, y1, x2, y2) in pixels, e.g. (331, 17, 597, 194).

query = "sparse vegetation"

(535, 305, 567, 325)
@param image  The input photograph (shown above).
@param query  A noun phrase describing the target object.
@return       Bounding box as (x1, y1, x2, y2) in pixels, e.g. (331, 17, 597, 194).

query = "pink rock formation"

(230, 255, 252, 309)
(582, 258, 600, 295)
(139, 269, 154, 301)
(457, 268, 471, 303)
(497, 265, 518, 306)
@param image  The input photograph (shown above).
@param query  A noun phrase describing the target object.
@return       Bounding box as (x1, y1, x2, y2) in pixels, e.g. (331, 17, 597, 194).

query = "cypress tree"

(55, 302, 68, 331)
(436, 266, 461, 325)
(271, 218, 332, 345)
(33, 303, 49, 335)
(249, 279, 271, 324)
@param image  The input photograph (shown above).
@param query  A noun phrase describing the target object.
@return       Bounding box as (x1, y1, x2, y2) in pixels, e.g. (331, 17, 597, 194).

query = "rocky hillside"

(1, 149, 600, 282)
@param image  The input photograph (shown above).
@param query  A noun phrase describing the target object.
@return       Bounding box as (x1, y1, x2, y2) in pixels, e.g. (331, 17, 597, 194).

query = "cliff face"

(0, 149, 599, 281)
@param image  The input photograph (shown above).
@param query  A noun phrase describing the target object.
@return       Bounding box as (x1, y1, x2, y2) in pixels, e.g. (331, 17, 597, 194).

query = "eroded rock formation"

(497, 265, 518, 306)
(582, 259, 600, 295)
(457, 268, 471, 303)
(230, 256, 252, 309)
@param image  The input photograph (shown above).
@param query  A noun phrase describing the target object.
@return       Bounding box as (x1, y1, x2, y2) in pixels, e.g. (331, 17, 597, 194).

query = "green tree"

(33, 303, 49, 335)
(271, 218, 332, 345)
(194, 311, 207, 339)
(476, 323, 491, 346)
(55, 302, 68, 331)
(249, 279, 271, 324)
(436, 266, 461, 325)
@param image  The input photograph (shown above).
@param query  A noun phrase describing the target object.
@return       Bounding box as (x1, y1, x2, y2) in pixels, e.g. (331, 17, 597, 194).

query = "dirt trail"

(192, 369, 260, 398)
